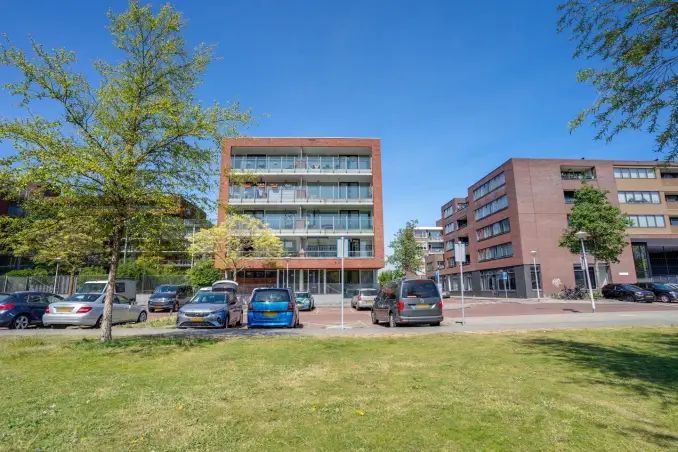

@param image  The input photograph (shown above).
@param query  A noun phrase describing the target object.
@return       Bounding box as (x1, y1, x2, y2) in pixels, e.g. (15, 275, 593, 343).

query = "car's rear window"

(252, 290, 291, 302)
(65, 294, 101, 302)
(361, 289, 378, 296)
(295, 292, 310, 298)
(654, 283, 672, 290)
(402, 281, 438, 298)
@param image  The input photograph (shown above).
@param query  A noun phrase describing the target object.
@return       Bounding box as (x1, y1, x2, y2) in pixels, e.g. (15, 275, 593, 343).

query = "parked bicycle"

(560, 285, 585, 300)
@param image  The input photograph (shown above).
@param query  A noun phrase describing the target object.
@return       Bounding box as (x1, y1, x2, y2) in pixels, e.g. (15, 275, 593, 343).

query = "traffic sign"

(501, 271, 508, 280)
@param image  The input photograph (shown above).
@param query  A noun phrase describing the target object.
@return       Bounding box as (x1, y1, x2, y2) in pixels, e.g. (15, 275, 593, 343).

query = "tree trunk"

(593, 256, 601, 293)
(100, 229, 121, 343)
(68, 270, 76, 296)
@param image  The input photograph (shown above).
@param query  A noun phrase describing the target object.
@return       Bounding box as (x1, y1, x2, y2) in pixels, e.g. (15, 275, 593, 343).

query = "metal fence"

(0, 275, 190, 295)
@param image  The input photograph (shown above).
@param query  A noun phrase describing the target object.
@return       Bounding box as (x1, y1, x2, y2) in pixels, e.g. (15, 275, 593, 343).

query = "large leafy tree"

(0, 2, 251, 341)
(387, 220, 426, 277)
(559, 184, 632, 288)
(189, 213, 283, 281)
(558, 1, 678, 159)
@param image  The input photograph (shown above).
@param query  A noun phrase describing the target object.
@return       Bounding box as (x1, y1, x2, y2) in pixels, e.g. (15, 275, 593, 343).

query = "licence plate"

(56, 307, 72, 313)
(416, 304, 429, 309)
(190, 317, 205, 322)
(264, 312, 277, 317)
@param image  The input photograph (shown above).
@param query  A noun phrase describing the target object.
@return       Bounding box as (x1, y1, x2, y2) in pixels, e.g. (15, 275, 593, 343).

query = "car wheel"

(94, 316, 103, 329)
(431, 322, 441, 327)
(10, 314, 30, 330)
(136, 311, 147, 323)
(660, 294, 670, 303)
(388, 312, 397, 328)
(371, 310, 378, 325)
(625, 294, 635, 303)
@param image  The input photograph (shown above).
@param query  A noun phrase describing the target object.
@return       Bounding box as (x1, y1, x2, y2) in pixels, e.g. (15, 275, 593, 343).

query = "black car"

(0, 292, 63, 329)
(372, 279, 443, 327)
(148, 284, 193, 312)
(634, 282, 678, 303)
(601, 284, 655, 303)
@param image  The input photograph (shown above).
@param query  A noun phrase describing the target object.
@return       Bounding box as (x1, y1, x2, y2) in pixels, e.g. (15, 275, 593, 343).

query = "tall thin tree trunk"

(68, 270, 76, 296)
(100, 229, 121, 342)
(593, 256, 601, 293)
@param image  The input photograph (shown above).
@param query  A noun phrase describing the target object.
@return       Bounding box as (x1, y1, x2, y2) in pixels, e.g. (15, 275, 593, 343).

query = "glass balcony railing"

(250, 215, 374, 233)
(231, 155, 372, 173)
(229, 185, 373, 203)
(295, 248, 375, 258)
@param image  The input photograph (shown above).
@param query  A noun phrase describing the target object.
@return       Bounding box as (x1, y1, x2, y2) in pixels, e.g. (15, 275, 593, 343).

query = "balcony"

(231, 155, 372, 174)
(561, 170, 596, 180)
(252, 215, 374, 235)
(283, 248, 375, 258)
(229, 184, 373, 205)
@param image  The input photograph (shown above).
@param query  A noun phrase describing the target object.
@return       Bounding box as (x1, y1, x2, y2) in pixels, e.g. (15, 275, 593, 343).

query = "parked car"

(148, 284, 193, 312)
(43, 293, 147, 328)
(0, 292, 63, 330)
(441, 291, 452, 299)
(176, 291, 243, 329)
(634, 282, 678, 303)
(371, 279, 443, 327)
(247, 288, 299, 328)
(294, 291, 315, 311)
(601, 284, 655, 303)
(350, 288, 379, 310)
(76, 280, 137, 301)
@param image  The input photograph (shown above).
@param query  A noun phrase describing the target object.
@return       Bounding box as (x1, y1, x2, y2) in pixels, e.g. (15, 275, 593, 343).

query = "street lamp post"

(284, 256, 291, 289)
(53, 258, 62, 295)
(530, 250, 541, 302)
(575, 231, 596, 313)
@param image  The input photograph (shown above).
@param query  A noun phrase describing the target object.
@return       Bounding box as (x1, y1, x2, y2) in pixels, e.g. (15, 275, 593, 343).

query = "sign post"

(502, 271, 508, 299)
(454, 242, 467, 325)
(336, 237, 349, 329)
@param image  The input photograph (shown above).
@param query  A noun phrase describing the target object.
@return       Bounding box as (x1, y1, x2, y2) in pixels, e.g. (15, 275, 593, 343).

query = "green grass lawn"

(1, 327, 678, 451)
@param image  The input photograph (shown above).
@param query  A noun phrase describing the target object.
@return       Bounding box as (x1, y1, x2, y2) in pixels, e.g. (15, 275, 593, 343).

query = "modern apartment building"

(218, 137, 384, 293)
(414, 226, 443, 276)
(428, 158, 678, 298)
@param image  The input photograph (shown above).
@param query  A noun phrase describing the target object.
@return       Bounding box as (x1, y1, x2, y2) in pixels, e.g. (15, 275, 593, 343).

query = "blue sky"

(0, 0, 657, 253)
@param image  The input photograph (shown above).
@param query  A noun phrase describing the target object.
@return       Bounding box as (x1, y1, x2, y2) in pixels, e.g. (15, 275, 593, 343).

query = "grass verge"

(1, 327, 677, 451)
(122, 314, 176, 328)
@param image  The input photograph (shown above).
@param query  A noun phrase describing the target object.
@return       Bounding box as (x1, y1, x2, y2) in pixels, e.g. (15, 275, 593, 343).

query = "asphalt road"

(2, 300, 678, 338)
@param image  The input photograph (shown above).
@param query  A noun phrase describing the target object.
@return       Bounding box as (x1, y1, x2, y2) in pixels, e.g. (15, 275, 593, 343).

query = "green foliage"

(558, 1, 678, 159)
(559, 184, 632, 285)
(186, 259, 221, 289)
(378, 269, 403, 286)
(79, 266, 107, 276)
(387, 220, 426, 276)
(5, 268, 49, 277)
(0, 2, 251, 340)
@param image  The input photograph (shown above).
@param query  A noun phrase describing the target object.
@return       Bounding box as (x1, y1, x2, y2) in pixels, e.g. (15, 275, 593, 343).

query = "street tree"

(558, 1, 678, 159)
(0, 2, 251, 341)
(189, 213, 283, 281)
(387, 220, 426, 277)
(378, 269, 403, 286)
(559, 183, 632, 289)
(186, 259, 222, 290)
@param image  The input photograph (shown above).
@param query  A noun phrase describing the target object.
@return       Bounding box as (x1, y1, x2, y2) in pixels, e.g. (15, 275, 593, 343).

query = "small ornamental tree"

(189, 213, 283, 280)
(387, 220, 427, 276)
(559, 183, 632, 288)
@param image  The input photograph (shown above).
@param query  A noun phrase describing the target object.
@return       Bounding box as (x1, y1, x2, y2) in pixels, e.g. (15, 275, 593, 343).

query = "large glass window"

(632, 244, 650, 279)
(617, 191, 661, 204)
(480, 268, 516, 291)
(476, 218, 510, 241)
(444, 223, 454, 234)
(477, 243, 513, 262)
(626, 215, 666, 228)
(475, 195, 508, 220)
(446, 240, 454, 251)
(530, 265, 542, 290)
(473, 172, 506, 200)
(443, 206, 454, 218)
(614, 167, 656, 179)
(574, 265, 597, 289)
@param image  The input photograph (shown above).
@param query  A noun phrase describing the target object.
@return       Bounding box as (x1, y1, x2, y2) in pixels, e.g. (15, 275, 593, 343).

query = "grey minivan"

(148, 284, 193, 312)
(371, 279, 443, 327)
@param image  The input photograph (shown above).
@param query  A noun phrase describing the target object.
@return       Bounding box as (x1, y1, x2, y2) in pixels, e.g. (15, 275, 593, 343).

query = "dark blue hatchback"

(0, 292, 63, 329)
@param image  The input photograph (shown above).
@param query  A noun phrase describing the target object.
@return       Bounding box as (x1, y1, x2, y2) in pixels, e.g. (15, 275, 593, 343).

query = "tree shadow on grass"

(520, 333, 678, 405)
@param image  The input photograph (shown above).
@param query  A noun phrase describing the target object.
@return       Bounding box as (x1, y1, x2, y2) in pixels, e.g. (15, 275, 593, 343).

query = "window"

(447, 256, 455, 267)
(443, 206, 454, 218)
(446, 240, 454, 251)
(614, 167, 656, 179)
(463, 273, 472, 291)
(27, 294, 44, 304)
(475, 195, 508, 220)
(530, 265, 542, 291)
(401, 280, 439, 298)
(444, 223, 455, 234)
(480, 268, 516, 291)
(662, 171, 678, 179)
(672, 218, 678, 226)
(473, 172, 506, 200)
(115, 283, 126, 293)
(626, 215, 666, 228)
(429, 230, 442, 240)
(617, 191, 660, 204)
(477, 243, 513, 262)
(667, 194, 678, 202)
(426, 262, 434, 272)
(437, 261, 445, 270)
(476, 218, 510, 241)
(564, 191, 576, 204)
(574, 265, 597, 289)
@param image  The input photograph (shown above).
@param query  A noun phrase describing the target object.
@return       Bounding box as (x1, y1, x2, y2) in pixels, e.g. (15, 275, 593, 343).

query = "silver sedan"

(43, 293, 148, 328)
(177, 292, 243, 329)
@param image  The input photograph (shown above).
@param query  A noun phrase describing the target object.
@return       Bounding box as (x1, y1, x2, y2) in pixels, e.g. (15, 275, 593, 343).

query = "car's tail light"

(287, 301, 295, 311)
(76, 306, 92, 314)
(44, 307, 50, 314)
(247, 302, 253, 311)
(358, 295, 362, 301)
(438, 300, 443, 310)
(0, 303, 15, 311)
(398, 300, 405, 311)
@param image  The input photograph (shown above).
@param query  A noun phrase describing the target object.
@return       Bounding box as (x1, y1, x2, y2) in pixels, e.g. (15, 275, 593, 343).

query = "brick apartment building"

(428, 158, 678, 298)
(218, 137, 384, 294)
(414, 226, 443, 276)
